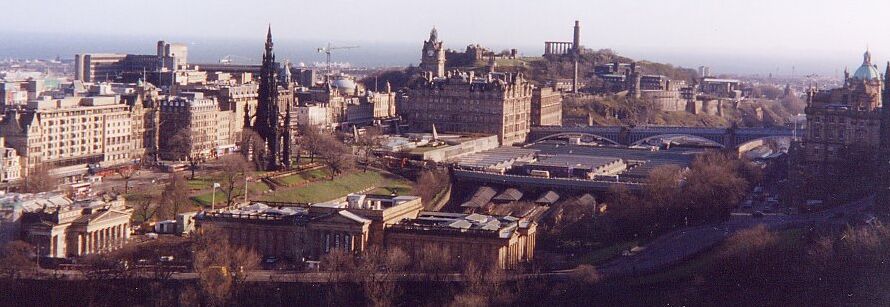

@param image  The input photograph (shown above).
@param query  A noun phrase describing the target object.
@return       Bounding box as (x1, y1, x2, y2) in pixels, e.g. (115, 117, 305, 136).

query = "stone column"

(99, 229, 105, 251)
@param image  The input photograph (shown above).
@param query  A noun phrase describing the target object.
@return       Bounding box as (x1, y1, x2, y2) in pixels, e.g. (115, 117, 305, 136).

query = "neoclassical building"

(19, 194, 132, 258)
(194, 194, 424, 259)
(195, 193, 539, 269)
(386, 211, 537, 269)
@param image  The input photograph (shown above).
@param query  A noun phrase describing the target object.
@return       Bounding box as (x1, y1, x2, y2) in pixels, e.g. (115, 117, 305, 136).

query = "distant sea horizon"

(0, 31, 853, 78)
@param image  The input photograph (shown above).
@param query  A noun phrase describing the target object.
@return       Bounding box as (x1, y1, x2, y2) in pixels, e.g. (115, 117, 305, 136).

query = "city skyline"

(3, 0, 890, 75)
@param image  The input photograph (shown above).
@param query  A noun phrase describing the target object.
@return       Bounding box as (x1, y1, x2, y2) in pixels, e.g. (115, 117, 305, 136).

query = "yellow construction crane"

(317, 43, 359, 71)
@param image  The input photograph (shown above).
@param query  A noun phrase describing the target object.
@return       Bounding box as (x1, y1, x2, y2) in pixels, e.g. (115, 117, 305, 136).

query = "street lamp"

(211, 182, 220, 211)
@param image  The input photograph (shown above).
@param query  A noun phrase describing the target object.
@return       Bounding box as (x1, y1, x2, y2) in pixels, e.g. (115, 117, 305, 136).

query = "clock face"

(427, 50, 434, 56)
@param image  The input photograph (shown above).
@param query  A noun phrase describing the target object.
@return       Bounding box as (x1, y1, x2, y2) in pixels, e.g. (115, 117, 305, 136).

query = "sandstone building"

(404, 71, 533, 145)
(195, 194, 424, 258)
(799, 50, 884, 164)
(531, 87, 563, 126)
(0, 95, 138, 181)
(420, 28, 446, 77)
(195, 193, 538, 269)
(386, 211, 537, 269)
(19, 194, 132, 258)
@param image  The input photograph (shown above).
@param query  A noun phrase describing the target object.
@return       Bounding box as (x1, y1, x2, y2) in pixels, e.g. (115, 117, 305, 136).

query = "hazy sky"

(5, 0, 890, 75)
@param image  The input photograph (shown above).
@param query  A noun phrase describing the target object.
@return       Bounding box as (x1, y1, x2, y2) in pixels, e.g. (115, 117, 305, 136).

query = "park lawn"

(191, 181, 272, 207)
(258, 170, 413, 203)
(277, 168, 329, 185)
(572, 240, 639, 266)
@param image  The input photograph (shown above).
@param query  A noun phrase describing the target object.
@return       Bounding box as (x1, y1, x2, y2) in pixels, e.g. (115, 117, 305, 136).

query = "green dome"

(853, 49, 881, 80)
(853, 63, 881, 80)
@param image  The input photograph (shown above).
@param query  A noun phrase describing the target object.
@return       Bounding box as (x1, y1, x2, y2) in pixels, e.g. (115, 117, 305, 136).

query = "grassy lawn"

(258, 170, 413, 203)
(191, 181, 272, 207)
(572, 240, 639, 266)
(277, 168, 329, 185)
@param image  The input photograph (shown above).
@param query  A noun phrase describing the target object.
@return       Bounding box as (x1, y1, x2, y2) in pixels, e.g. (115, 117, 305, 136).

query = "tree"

(21, 165, 56, 193)
(414, 169, 450, 209)
(131, 193, 159, 225)
(116, 166, 139, 194)
(297, 124, 323, 164)
(0, 241, 36, 279)
(641, 164, 685, 232)
(158, 174, 191, 219)
(192, 227, 259, 305)
(452, 261, 511, 306)
(217, 155, 252, 208)
(317, 135, 354, 179)
(355, 126, 383, 171)
(415, 245, 453, 279)
(684, 152, 749, 223)
(320, 248, 356, 280)
(357, 246, 410, 307)
(169, 130, 205, 179)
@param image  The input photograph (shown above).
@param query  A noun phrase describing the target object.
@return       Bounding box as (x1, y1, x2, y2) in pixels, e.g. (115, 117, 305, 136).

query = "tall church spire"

(266, 25, 274, 50)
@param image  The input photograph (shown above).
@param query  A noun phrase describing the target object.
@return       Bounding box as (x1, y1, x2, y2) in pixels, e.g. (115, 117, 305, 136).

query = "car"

(262, 256, 280, 270)
(742, 204, 753, 210)
(752, 211, 765, 218)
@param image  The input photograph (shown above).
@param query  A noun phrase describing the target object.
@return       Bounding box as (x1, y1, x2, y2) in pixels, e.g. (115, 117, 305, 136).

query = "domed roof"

(853, 64, 880, 80)
(331, 78, 356, 92)
(853, 49, 881, 80)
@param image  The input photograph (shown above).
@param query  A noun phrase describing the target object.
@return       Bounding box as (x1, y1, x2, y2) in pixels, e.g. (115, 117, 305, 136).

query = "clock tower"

(420, 27, 445, 77)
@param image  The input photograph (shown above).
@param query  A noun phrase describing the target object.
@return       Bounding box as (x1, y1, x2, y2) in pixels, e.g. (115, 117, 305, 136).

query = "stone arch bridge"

(528, 126, 796, 150)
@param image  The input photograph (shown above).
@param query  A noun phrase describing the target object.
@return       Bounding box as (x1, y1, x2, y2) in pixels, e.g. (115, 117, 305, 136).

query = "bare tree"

(169, 130, 206, 179)
(355, 126, 383, 171)
(318, 135, 354, 179)
(414, 169, 450, 209)
(131, 193, 159, 226)
(116, 166, 139, 194)
(320, 248, 356, 281)
(21, 165, 57, 193)
(78, 252, 134, 281)
(297, 124, 323, 163)
(416, 245, 453, 280)
(158, 174, 191, 219)
(217, 155, 252, 208)
(684, 151, 749, 223)
(0, 241, 36, 279)
(453, 261, 511, 306)
(192, 227, 260, 305)
(357, 246, 410, 306)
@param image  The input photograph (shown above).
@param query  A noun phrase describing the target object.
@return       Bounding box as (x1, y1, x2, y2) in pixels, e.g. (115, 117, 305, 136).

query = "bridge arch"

(736, 135, 794, 154)
(531, 132, 620, 145)
(630, 134, 725, 148)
